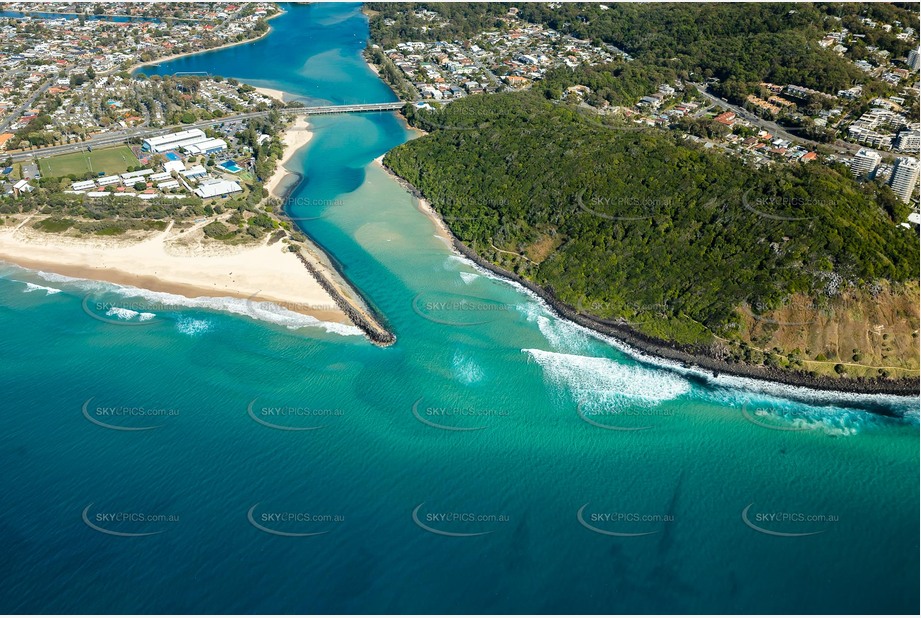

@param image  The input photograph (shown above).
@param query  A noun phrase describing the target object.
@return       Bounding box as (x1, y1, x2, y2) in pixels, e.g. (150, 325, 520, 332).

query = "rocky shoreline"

(293, 248, 395, 346)
(381, 163, 919, 396)
(276, 171, 394, 346)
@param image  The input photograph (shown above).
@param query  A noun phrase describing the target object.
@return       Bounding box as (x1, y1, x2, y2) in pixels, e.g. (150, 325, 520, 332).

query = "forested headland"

(385, 93, 920, 382)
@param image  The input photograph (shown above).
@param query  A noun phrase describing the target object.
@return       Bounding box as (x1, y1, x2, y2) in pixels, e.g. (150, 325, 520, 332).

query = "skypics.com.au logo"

(247, 398, 344, 431)
(411, 397, 510, 432)
(741, 503, 837, 537)
(247, 502, 344, 537)
(412, 503, 510, 537)
(577, 503, 673, 537)
(82, 397, 179, 431)
(82, 504, 179, 537)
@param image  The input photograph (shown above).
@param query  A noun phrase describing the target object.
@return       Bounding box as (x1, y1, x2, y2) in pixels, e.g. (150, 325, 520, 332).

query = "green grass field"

(38, 145, 138, 178)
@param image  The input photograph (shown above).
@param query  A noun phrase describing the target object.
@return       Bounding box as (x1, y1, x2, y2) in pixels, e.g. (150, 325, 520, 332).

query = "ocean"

(0, 3, 918, 613)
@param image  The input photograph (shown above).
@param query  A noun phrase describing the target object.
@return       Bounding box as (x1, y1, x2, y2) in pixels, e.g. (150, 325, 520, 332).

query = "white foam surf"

(34, 270, 81, 284)
(731, 393, 910, 435)
(105, 306, 155, 322)
(534, 314, 593, 356)
(453, 349, 485, 385)
(745, 404, 861, 436)
(454, 260, 919, 415)
(31, 269, 362, 336)
(18, 281, 62, 295)
(524, 348, 691, 409)
(176, 317, 213, 336)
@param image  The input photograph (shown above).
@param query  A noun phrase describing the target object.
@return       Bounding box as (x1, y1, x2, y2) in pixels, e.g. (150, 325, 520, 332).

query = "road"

(280, 102, 404, 115)
(691, 84, 861, 156)
(6, 102, 406, 162)
(0, 78, 54, 133)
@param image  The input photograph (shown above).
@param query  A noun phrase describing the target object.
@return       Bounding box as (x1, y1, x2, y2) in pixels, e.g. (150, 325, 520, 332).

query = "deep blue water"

(1, 3, 918, 614)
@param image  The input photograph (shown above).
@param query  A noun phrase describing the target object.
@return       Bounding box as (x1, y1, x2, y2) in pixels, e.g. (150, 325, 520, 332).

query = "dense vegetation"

(387, 93, 919, 346)
(1, 184, 283, 243)
(540, 63, 680, 107)
(513, 3, 867, 92)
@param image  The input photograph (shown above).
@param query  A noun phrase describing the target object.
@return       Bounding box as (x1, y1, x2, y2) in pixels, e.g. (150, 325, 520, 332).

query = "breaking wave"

(524, 348, 691, 410)
(176, 317, 213, 336)
(453, 349, 485, 385)
(17, 281, 62, 295)
(105, 306, 156, 322)
(31, 270, 362, 336)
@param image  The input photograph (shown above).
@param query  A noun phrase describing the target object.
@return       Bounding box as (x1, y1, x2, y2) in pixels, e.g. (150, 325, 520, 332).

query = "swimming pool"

(217, 160, 242, 173)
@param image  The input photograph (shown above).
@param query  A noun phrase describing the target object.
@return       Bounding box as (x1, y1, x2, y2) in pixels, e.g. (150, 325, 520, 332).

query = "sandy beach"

(264, 114, 314, 199)
(0, 114, 387, 339)
(0, 220, 349, 326)
(253, 86, 288, 104)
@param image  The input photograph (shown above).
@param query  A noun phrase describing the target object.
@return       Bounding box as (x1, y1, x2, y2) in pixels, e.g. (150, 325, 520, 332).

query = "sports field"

(38, 145, 138, 178)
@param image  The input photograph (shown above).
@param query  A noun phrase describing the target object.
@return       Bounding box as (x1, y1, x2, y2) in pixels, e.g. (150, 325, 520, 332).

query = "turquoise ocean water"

(1, 4, 918, 613)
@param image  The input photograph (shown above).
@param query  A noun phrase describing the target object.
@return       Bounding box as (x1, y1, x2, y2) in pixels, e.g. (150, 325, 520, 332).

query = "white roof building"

(890, 157, 919, 203)
(180, 165, 208, 178)
(850, 148, 882, 177)
(164, 159, 186, 174)
(181, 138, 227, 155)
(142, 129, 206, 153)
(71, 179, 96, 191)
(96, 175, 122, 186)
(120, 169, 154, 181)
(194, 178, 242, 199)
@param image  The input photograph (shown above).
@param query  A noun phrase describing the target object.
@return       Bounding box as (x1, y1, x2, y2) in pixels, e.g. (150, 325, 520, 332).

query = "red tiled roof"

(714, 111, 736, 125)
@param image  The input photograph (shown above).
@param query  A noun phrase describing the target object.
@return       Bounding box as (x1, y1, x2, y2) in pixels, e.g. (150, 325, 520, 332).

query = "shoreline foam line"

(1, 262, 362, 337)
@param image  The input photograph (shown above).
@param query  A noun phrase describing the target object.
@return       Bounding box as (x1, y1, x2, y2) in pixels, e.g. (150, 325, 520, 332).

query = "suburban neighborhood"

(0, 2, 281, 202)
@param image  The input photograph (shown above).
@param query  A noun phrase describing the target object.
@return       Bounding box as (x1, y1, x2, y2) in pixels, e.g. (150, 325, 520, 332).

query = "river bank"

(264, 114, 313, 199)
(252, 86, 290, 104)
(128, 9, 284, 76)
(377, 159, 919, 396)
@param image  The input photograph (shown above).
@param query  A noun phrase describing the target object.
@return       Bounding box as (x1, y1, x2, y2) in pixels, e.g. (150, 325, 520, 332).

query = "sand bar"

(265, 114, 313, 199)
(253, 86, 289, 104)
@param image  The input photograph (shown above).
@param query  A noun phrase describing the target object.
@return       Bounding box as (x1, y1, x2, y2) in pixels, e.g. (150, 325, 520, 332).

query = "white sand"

(253, 86, 288, 104)
(264, 114, 313, 199)
(0, 220, 349, 325)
